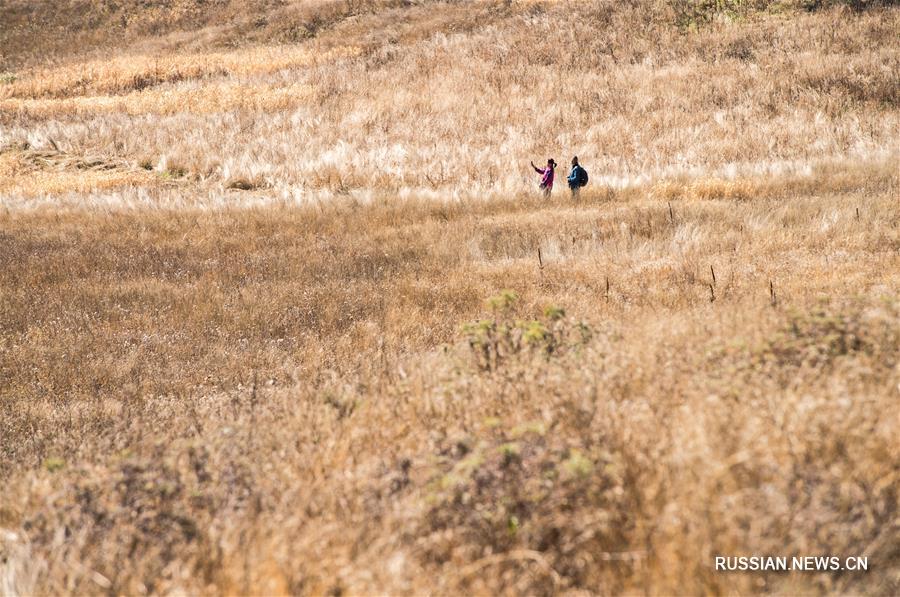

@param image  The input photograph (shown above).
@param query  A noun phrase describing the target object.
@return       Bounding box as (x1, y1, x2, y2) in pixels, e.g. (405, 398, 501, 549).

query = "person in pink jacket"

(531, 158, 557, 197)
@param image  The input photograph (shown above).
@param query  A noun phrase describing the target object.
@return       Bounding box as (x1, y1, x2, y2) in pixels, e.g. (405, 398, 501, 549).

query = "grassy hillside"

(1, 0, 302, 68)
(0, 0, 482, 70)
(1, 0, 899, 595)
(1, 1, 897, 199)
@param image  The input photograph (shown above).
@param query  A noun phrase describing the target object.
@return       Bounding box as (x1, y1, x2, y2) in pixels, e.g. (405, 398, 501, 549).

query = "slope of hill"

(1, 1, 898, 595)
(1, 1, 897, 200)
(0, 0, 464, 69)
(1, 0, 286, 68)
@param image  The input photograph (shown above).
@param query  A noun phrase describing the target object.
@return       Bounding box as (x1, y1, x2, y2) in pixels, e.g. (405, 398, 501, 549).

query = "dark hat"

(548, 158, 557, 166)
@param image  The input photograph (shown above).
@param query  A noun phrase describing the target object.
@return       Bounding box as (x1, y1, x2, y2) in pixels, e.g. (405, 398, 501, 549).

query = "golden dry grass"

(0, 81, 316, 119)
(2, 165, 898, 595)
(1, 2, 897, 195)
(1, 1, 899, 595)
(0, 46, 357, 100)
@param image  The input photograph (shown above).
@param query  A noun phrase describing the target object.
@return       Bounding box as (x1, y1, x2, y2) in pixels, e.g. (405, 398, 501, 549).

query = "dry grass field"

(1, 1, 899, 595)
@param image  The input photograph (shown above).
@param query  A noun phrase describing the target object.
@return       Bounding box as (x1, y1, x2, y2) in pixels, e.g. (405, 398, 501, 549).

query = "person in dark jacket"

(567, 156, 588, 198)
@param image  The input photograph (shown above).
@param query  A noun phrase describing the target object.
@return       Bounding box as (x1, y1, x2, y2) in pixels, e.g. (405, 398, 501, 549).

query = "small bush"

(421, 428, 630, 593)
(23, 454, 222, 594)
(226, 177, 260, 191)
(461, 292, 591, 371)
(760, 299, 899, 369)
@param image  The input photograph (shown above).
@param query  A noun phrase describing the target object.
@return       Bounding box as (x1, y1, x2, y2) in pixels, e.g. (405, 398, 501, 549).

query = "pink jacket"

(536, 166, 554, 188)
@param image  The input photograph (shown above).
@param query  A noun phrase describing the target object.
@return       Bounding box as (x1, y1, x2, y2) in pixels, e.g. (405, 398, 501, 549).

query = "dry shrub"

(461, 291, 591, 371)
(22, 454, 222, 595)
(421, 425, 632, 594)
(225, 176, 269, 191)
(760, 299, 900, 370)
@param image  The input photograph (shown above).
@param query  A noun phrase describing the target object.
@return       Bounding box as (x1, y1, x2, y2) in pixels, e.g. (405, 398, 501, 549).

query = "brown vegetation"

(1, 0, 899, 595)
(3, 165, 898, 594)
(2, 1, 897, 197)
